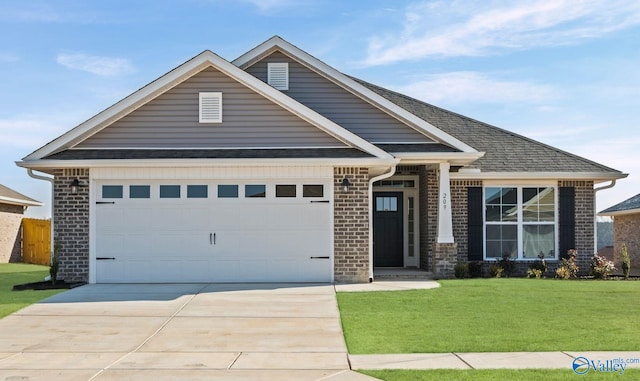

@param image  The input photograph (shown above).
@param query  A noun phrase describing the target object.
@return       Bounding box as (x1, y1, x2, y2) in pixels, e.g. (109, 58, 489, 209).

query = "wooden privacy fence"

(22, 218, 51, 266)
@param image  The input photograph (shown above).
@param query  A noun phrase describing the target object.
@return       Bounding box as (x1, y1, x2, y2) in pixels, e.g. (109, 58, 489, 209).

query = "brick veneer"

(53, 168, 90, 282)
(559, 180, 594, 274)
(0, 203, 24, 263)
(334, 167, 369, 283)
(451, 179, 483, 262)
(612, 214, 640, 271)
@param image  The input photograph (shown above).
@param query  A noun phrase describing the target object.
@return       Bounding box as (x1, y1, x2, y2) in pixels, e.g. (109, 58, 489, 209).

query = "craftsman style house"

(17, 36, 625, 283)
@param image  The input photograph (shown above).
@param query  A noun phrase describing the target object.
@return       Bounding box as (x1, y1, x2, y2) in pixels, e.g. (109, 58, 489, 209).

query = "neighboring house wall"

(53, 168, 90, 282)
(77, 67, 344, 149)
(613, 214, 640, 271)
(0, 203, 23, 263)
(245, 51, 434, 144)
(334, 167, 369, 282)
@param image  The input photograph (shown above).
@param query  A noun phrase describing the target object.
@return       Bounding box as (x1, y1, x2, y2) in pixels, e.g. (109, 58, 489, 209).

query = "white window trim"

(267, 62, 289, 90)
(199, 92, 222, 123)
(483, 184, 559, 261)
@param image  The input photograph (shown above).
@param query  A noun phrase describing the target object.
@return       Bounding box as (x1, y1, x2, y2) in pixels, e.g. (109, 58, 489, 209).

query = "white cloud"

(0, 53, 19, 62)
(0, 117, 69, 151)
(364, 0, 640, 65)
(56, 53, 134, 77)
(394, 71, 556, 104)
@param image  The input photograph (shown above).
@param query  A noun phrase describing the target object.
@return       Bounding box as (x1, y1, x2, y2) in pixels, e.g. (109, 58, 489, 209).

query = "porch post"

(437, 162, 454, 243)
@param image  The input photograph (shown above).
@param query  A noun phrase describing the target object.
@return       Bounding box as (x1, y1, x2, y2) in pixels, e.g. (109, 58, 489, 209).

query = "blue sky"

(1, 0, 639, 219)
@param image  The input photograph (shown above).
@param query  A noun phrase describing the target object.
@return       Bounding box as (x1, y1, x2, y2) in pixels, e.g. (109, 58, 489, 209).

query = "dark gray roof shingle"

(356, 78, 623, 174)
(600, 193, 640, 214)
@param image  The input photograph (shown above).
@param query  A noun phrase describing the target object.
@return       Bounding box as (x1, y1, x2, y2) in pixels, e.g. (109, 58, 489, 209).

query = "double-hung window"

(485, 186, 557, 260)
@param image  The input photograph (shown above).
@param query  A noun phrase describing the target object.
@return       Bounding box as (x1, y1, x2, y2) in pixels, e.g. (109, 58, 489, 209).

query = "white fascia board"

(450, 171, 628, 183)
(394, 152, 485, 165)
(233, 36, 478, 154)
(16, 157, 398, 169)
(598, 208, 640, 217)
(26, 50, 391, 162)
(0, 196, 43, 207)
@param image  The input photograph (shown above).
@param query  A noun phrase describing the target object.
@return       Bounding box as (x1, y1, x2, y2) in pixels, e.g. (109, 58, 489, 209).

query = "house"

(0, 184, 42, 263)
(599, 194, 640, 273)
(16, 36, 626, 283)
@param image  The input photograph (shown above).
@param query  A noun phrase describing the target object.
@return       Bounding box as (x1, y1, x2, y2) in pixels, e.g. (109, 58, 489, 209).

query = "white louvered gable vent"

(199, 92, 222, 123)
(267, 62, 289, 90)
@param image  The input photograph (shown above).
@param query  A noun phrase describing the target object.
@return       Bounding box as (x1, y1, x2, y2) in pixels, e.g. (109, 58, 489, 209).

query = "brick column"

(433, 242, 457, 278)
(53, 168, 90, 282)
(334, 167, 369, 283)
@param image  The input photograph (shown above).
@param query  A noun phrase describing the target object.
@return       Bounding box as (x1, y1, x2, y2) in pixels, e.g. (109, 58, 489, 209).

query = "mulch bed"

(12, 281, 87, 291)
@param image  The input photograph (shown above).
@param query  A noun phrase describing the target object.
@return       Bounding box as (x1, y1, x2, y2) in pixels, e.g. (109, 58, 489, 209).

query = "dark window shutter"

(467, 187, 483, 261)
(559, 187, 575, 259)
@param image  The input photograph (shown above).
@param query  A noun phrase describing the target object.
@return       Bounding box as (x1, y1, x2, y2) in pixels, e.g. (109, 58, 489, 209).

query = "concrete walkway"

(0, 283, 376, 381)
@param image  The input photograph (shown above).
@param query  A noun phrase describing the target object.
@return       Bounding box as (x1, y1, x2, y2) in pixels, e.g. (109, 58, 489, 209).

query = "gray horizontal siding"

(76, 67, 346, 149)
(244, 51, 433, 144)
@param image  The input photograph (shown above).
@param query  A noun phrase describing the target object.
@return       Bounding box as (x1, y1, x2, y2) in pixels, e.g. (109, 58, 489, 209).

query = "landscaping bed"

(12, 280, 85, 291)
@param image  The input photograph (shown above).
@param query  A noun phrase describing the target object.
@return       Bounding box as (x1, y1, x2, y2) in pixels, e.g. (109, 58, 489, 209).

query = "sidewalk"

(350, 351, 640, 370)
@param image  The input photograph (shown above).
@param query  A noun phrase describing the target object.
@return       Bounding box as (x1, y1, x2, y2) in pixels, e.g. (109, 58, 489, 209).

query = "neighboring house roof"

(599, 193, 640, 216)
(0, 184, 42, 207)
(357, 79, 625, 179)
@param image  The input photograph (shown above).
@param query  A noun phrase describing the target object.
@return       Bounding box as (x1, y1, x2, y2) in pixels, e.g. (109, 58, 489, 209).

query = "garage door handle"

(96, 257, 116, 260)
(210, 233, 216, 245)
(310, 256, 330, 259)
(310, 200, 330, 203)
(96, 201, 115, 205)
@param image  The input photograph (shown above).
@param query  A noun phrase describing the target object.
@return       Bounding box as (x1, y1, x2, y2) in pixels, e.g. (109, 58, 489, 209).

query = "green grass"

(360, 369, 640, 381)
(0, 263, 64, 318)
(337, 278, 640, 354)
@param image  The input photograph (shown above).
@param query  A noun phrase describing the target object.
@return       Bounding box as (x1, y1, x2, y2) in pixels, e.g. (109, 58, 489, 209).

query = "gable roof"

(599, 193, 640, 216)
(0, 184, 42, 207)
(233, 36, 481, 157)
(21, 49, 393, 164)
(356, 78, 626, 180)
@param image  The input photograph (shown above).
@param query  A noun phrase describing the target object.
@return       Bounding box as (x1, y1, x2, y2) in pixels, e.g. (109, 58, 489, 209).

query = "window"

(245, 184, 266, 198)
(218, 185, 238, 198)
(187, 185, 208, 198)
(303, 184, 323, 198)
(102, 185, 123, 199)
(485, 186, 556, 260)
(129, 185, 150, 199)
(267, 62, 288, 90)
(199, 92, 222, 123)
(276, 185, 296, 198)
(376, 196, 398, 212)
(160, 185, 180, 199)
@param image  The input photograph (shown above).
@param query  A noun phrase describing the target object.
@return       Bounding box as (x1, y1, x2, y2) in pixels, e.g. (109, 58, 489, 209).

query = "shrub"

(590, 253, 615, 279)
(468, 261, 483, 278)
(498, 253, 516, 277)
(555, 249, 579, 280)
(528, 252, 548, 278)
(50, 239, 61, 285)
(454, 261, 469, 279)
(621, 243, 631, 280)
(527, 268, 543, 279)
(489, 264, 503, 278)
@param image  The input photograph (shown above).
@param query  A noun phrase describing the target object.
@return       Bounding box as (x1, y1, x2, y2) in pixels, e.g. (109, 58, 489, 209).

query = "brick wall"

(53, 168, 90, 282)
(613, 214, 640, 271)
(334, 167, 369, 283)
(0, 203, 24, 263)
(451, 179, 483, 261)
(559, 180, 594, 273)
(418, 166, 430, 269)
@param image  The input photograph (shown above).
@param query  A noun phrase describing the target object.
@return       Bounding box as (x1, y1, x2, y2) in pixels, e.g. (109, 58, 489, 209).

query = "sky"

(1, 0, 639, 219)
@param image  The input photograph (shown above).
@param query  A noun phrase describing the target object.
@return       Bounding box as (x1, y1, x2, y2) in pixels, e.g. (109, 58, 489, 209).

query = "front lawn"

(360, 369, 640, 381)
(0, 263, 64, 318)
(337, 279, 640, 354)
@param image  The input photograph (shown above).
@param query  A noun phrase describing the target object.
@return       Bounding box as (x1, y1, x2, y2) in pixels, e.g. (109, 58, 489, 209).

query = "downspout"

(27, 169, 55, 264)
(368, 163, 398, 282)
(593, 180, 617, 254)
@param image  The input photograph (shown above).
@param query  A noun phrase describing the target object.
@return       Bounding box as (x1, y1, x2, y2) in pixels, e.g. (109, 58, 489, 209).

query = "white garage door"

(94, 180, 332, 283)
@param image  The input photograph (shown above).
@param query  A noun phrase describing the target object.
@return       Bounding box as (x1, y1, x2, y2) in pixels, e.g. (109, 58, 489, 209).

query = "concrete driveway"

(0, 283, 375, 381)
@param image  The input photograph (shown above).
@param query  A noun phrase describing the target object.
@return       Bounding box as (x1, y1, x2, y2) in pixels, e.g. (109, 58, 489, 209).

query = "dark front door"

(373, 192, 404, 267)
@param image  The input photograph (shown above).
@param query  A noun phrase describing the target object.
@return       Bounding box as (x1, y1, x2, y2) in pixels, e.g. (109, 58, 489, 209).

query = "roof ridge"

(352, 76, 622, 174)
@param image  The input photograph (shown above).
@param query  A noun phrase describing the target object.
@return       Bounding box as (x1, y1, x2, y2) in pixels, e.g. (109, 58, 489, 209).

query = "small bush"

(528, 252, 548, 276)
(468, 261, 483, 278)
(489, 264, 503, 278)
(621, 243, 631, 280)
(590, 253, 615, 279)
(555, 249, 579, 280)
(498, 254, 516, 277)
(527, 268, 543, 279)
(50, 239, 61, 285)
(454, 261, 469, 279)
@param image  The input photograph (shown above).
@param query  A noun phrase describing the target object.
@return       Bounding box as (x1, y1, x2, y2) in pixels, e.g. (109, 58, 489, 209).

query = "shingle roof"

(355, 78, 623, 174)
(0, 184, 42, 207)
(44, 148, 373, 160)
(599, 193, 640, 215)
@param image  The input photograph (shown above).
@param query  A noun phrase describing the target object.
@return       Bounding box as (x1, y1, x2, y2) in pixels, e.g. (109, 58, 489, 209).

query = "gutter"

(26, 169, 54, 265)
(593, 179, 617, 254)
(367, 162, 399, 282)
